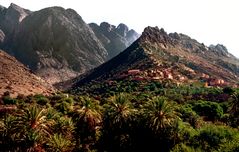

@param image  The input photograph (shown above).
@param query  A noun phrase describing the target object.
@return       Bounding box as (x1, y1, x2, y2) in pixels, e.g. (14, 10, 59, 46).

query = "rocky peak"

(100, 22, 116, 32)
(116, 23, 129, 37)
(6, 3, 30, 22)
(214, 44, 228, 52)
(169, 32, 181, 40)
(0, 3, 30, 37)
(140, 26, 175, 47)
(66, 8, 78, 15)
(35, 6, 67, 19)
(126, 29, 140, 44)
(0, 5, 5, 12)
(90, 22, 140, 59)
(209, 44, 229, 56)
(89, 23, 98, 28)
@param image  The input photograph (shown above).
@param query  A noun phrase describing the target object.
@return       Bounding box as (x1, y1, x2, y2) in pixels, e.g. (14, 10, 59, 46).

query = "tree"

(105, 93, 136, 128)
(101, 93, 137, 152)
(72, 97, 102, 151)
(46, 133, 73, 152)
(0, 115, 19, 151)
(228, 92, 239, 127)
(143, 96, 179, 132)
(14, 105, 54, 151)
(229, 93, 239, 115)
(53, 116, 75, 140)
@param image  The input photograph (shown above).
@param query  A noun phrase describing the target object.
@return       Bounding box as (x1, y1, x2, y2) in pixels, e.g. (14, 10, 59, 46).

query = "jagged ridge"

(89, 22, 140, 59)
(70, 26, 239, 90)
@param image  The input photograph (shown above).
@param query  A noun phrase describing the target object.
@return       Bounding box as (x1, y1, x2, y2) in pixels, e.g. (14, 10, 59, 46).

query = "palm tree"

(46, 133, 72, 152)
(143, 96, 179, 132)
(105, 93, 136, 128)
(53, 116, 75, 140)
(0, 115, 19, 151)
(14, 105, 54, 151)
(136, 96, 181, 151)
(229, 92, 239, 115)
(73, 97, 102, 151)
(20, 106, 52, 134)
(101, 93, 137, 152)
(228, 92, 239, 127)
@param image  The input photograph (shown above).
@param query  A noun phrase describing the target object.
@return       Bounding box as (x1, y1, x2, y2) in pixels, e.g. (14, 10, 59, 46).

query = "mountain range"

(0, 3, 238, 97)
(0, 3, 139, 84)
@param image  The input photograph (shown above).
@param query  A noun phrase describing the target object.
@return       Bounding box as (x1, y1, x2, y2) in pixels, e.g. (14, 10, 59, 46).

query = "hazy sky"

(1, 0, 239, 57)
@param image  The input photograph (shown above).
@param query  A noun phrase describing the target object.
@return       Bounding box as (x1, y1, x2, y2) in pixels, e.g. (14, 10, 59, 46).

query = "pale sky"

(1, 0, 239, 57)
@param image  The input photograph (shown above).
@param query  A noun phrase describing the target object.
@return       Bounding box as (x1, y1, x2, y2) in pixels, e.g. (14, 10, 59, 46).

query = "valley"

(0, 3, 239, 152)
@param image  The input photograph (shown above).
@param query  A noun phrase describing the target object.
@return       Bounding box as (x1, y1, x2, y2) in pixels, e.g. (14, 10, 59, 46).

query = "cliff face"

(89, 22, 140, 59)
(0, 3, 30, 41)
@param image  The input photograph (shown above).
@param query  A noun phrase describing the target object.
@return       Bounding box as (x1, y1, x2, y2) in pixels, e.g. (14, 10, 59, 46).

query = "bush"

(191, 100, 223, 121)
(179, 105, 200, 128)
(34, 94, 50, 106)
(2, 96, 17, 105)
(223, 87, 235, 95)
(193, 124, 235, 151)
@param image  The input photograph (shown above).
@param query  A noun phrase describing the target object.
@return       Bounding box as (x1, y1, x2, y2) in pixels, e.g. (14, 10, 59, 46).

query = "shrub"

(193, 124, 235, 151)
(2, 96, 17, 105)
(191, 100, 223, 121)
(223, 87, 235, 95)
(179, 105, 200, 128)
(34, 95, 50, 106)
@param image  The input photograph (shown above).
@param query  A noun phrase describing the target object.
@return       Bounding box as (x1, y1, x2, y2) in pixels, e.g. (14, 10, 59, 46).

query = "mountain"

(70, 26, 239, 90)
(0, 50, 54, 97)
(0, 4, 108, 84)
(0, 3, 30, 44)
(0, 3, 139, 84)
(89, 22, 140, 59)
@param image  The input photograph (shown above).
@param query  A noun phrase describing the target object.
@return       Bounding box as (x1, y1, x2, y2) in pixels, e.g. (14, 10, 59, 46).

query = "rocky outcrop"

(89, 22, 140, 59)
(141, 26, 176, 47)
(0, 50, 55, 97)
(116, 23, 129, 37)
(209, 44, 229, 56)
(0, 3, 30, 36)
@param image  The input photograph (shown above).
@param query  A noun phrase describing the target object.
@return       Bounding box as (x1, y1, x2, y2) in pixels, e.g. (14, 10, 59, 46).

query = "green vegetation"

(1, 82, 239, 152)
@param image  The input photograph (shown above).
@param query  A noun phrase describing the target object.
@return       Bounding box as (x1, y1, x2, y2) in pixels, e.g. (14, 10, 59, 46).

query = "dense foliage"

(1, 81, 239, 152)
